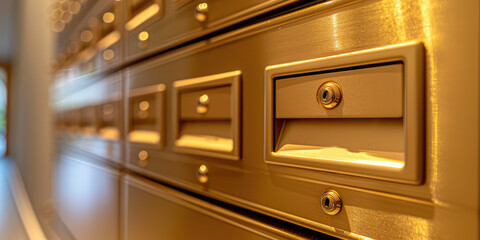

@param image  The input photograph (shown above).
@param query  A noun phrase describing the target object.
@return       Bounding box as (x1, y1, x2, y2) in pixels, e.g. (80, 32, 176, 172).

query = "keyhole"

(322, 90, 329, 100)
(324, 197, 330, 208)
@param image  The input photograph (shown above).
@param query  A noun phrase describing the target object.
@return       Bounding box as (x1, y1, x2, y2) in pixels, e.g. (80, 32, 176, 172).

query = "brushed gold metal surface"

(118, 0, 480, 238)
(53, 0, 480, 239)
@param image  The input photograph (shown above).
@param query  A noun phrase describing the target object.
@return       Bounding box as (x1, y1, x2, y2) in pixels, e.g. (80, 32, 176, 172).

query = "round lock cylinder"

(138, 150, 149, 167)
(195, 3, 208, 23)
(138, 31, 149, 48)
(197, 165, 209, 183)
(320, 190, 342, 215)
(196, 94, 209, 114)
(317, 82, 342, 109)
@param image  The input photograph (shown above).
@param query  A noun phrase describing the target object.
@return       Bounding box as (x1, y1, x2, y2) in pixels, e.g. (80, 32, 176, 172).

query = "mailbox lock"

(138, 100, 150, 119)
(196, 94, 209, 114)
(195, 3, 208, 23)
(138, 150, 149, 167)
(197, 165, 209, 183)
(320, 190, 342, 215)
(317, 82, 342, 109)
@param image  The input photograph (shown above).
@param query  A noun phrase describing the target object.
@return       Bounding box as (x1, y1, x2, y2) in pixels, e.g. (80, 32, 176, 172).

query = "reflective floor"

(0, 158, 28, 240)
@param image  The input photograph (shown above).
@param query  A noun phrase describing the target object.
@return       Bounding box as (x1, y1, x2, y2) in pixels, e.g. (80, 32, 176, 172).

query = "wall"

(9, 0, 53, 223)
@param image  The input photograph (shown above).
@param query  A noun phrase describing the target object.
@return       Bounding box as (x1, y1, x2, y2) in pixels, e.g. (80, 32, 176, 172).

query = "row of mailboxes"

(53, 21, 427, 240)
(55, 0, 306, 75)
(122, 42, 424, 185)
(55, 41, 424, 187)
(49, 0, 480, 238)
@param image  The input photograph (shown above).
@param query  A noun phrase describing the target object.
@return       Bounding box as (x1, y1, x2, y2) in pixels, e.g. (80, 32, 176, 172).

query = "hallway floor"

(0, 158, 28, 239)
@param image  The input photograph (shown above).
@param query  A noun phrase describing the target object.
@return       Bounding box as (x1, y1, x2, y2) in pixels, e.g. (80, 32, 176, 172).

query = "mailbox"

(172, 71, 241, 160)
(265, 42, 424, 184)
(127, 83, 166, 147)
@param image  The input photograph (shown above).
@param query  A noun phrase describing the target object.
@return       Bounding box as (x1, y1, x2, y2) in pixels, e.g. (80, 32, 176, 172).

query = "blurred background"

(1, 0, 480, 239)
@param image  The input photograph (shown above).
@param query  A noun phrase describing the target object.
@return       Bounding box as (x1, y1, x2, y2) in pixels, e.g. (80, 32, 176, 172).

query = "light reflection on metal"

(80, 30, 94, 43)
(195, 3, 208, 23)
(138, 31, 149, 41)
(331, 13, 340, 50)
(392, 0, 407, 41)
(138, 31, 150, 48)
(139, 101, 150, 111)
(97, 31, 121, 50)
(275, 145, 404, 169)
(128, 130, 160, 144)
(99, 127, 120, 140)
(138, 150, 149, 161)
(103, 49, 115, 61)
(50, 0, 83, 32)
(176, 135, 234, 152)
(68, 1, 82, 14)
(103, 12, 115, 24)
(62, 11, 73, 23)
(125, 3, 160, 31)
(52, 20, 65, 32)
(197, 165, 209, 183)
(196, 94, 209, 114)
(138, 150, 149, 167)
(420, 0, 438, 208)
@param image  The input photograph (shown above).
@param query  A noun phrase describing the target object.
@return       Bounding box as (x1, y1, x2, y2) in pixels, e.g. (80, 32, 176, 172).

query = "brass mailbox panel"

(128, 84, 165, 147)
(173, 71, 241, 160)
(265, 42, 424, 184)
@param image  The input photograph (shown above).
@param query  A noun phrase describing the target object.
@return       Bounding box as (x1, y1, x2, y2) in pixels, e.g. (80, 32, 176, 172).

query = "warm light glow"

(176, 135, 233, 152)
(80, 30, 94, 43)
(97, 31, 121, 50)
(52, 20, 65, 32)
(128, 130, 160, 144)
(99, 127, 120, 140)
(392, 0, 407, 41)
(103, 49, 115, 61)
(276, 145, 404, 169)
(138, 31, 149, 41)
(199, 94, 209, 103)
(103, 12, 115, 23)
(62, 12, 73, 23)
(197, 3, 208, 10)
(68, 1, 81, 14)
(125, 3, 160, 31)
(139, 101, 150, 111)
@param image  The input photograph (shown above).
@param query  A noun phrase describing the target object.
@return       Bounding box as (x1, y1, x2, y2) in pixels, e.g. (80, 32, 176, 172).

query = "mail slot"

(128, 84, 165, 147)
(173, 71, 241, 160)
(265, 42, 424, 184)
(98, 101, 120, 141)
(80, 106, 97, 136)
(125, 0, 163, 32)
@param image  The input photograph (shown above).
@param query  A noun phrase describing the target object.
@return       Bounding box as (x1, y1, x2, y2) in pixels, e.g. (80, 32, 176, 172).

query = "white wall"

(9, 0, 53, 223)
